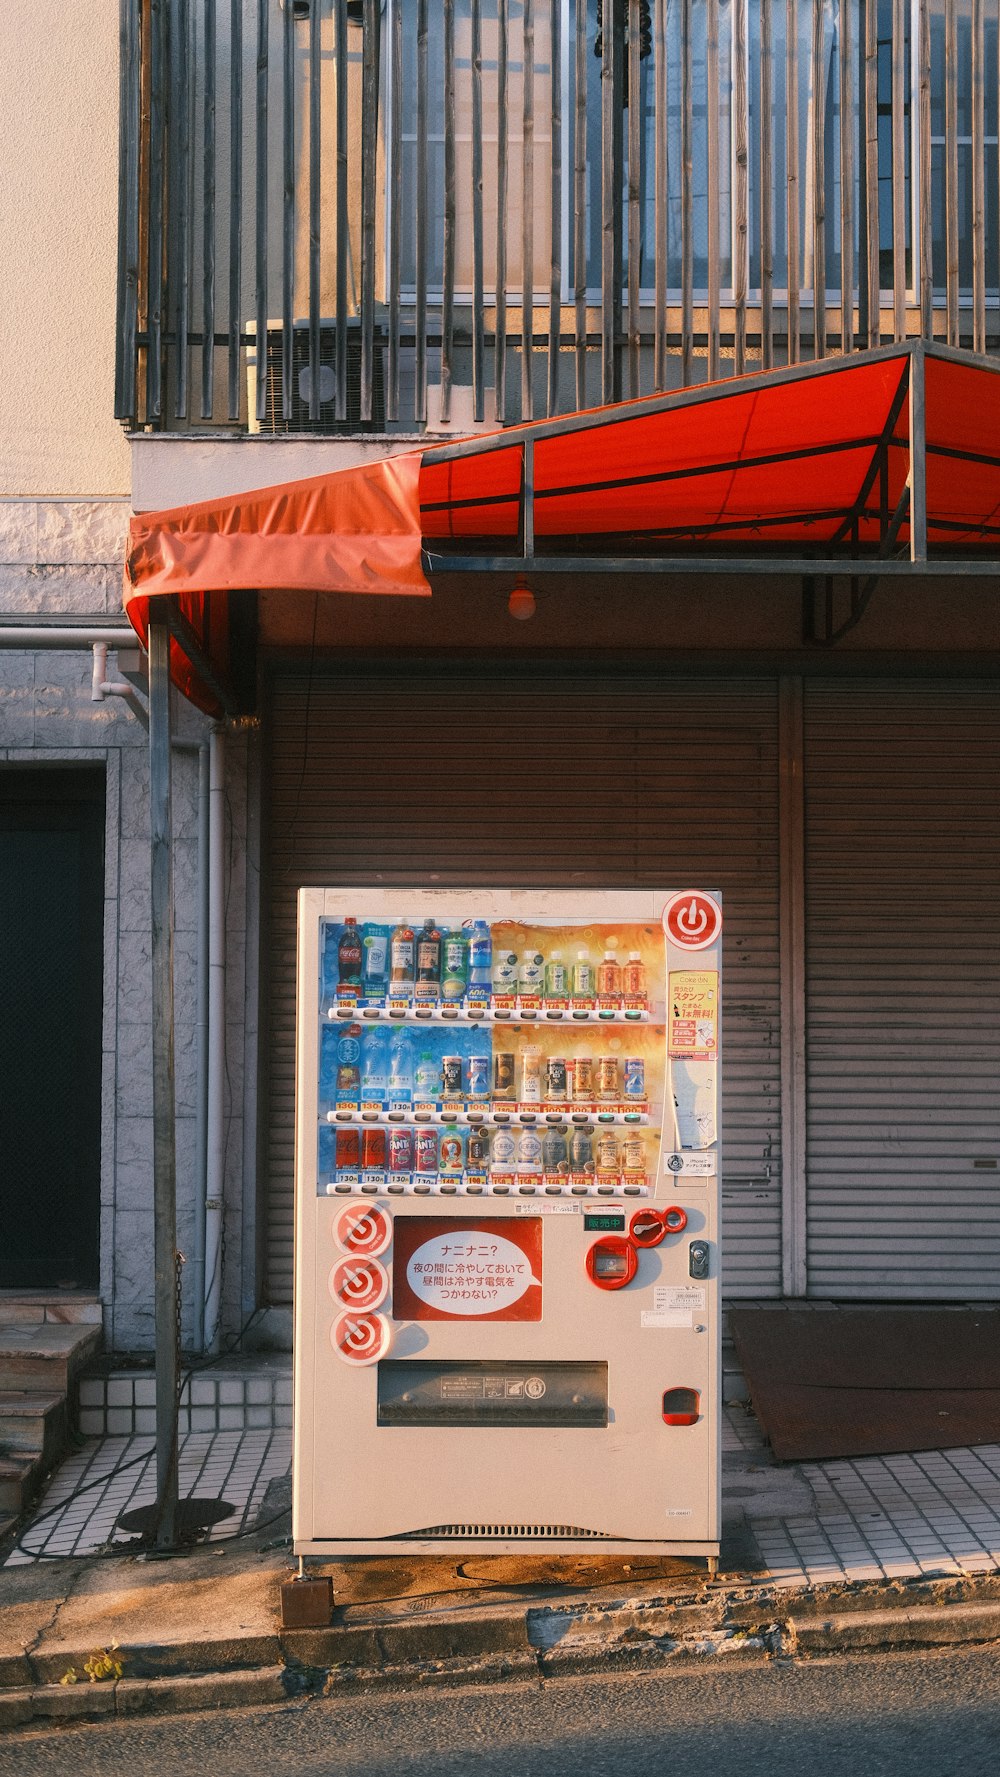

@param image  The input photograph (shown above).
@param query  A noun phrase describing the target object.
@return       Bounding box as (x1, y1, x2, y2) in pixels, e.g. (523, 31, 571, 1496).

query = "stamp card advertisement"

(668, 970, 719, 1060)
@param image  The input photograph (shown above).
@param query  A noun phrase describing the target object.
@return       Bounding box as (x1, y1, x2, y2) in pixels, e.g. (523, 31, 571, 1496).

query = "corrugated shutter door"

(804, 679, 1000, 1298)
(264, 663, 782, 1303)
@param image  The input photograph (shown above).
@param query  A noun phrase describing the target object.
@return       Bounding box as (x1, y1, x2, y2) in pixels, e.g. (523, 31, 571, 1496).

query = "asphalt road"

(3, 1645, 1000, 1777)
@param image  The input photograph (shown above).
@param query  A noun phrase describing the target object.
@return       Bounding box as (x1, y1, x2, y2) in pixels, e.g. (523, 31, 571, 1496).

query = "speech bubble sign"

(404, 1230, 541, 1318)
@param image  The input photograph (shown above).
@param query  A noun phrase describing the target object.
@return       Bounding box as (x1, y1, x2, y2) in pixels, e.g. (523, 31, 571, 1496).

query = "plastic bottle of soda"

(335, 1025, 362, 1103)
(597, 951, 622, 997)
(545, 951, 568, 999)
(572, 949, 594, 998)
(518, 950, 545, 997)
(360, 1027, 389, 1106)
(492, 949, 518, 995)
(441, 929, 468, 1002)
(338, 918, 363, 987)
(623, 951, 646, 997)
(388, 1028, 414, 1105)
(361, 923, 390, 998)
(415, 918, 442, 1001)
(319, 1025, 339, 1109)
(468, 921, 493, 989)
(390, 920, 415, 993)
(414, 1049, 440, 1101)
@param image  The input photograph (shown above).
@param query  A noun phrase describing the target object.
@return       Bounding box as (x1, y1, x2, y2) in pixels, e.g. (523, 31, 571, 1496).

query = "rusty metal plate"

(729, 1309, 1000, 1462)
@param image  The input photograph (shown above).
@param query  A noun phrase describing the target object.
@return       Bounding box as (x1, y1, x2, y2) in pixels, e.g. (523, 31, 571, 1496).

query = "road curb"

(6, 1577, 1000, 1731)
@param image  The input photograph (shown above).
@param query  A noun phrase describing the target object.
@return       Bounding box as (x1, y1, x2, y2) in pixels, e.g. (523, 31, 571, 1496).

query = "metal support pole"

(204, 724, 227, 1353)
(148, 615, 179, 1548)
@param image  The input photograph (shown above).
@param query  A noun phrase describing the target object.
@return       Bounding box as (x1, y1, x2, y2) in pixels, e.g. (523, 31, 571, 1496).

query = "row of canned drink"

(320, 1122, 649, 1181)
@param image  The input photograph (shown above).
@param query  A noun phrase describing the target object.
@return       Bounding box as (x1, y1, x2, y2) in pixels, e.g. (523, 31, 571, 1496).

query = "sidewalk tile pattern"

(4, 1431, 290, 1564)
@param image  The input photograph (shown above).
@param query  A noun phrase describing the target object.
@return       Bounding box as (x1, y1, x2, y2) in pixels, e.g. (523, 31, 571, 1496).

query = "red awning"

(123, 344, 1000, 712)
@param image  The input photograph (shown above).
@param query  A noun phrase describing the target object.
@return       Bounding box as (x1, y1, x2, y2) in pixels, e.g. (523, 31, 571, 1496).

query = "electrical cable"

(5, 1307, 290, 1563)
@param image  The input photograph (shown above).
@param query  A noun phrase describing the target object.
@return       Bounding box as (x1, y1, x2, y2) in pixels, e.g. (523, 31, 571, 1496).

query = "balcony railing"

(117, 0, 1000, 434)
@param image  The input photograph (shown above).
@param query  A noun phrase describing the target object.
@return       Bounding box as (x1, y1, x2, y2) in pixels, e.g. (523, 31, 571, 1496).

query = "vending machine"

(293, 889, 722, 1564)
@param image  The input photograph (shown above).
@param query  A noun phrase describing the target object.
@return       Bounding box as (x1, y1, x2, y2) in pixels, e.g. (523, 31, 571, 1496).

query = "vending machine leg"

(279, 1562, 334, 1629)
(707, 1556, 719, 1577)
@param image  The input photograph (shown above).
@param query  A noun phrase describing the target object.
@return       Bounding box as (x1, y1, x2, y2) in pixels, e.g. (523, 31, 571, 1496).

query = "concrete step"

(0, 1392, 67, 1463)
(0, 1294, 102, 1330)
(0, 1322, 101, 1394)
(0, 1454, 37, 1517)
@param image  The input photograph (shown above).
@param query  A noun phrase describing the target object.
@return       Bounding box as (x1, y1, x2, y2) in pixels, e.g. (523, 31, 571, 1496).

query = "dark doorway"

(0, 769, 105, 1290)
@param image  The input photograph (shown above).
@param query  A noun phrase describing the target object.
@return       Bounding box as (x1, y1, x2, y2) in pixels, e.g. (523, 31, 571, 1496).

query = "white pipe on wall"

(204, 724, 227, 1353)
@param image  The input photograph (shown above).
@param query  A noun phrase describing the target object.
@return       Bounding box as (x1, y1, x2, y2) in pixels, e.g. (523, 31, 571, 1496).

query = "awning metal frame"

(421, 339, 1000, 585)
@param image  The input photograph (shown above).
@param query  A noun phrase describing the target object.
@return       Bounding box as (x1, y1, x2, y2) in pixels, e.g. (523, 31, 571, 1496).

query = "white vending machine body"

(293, 889, 722, 1559)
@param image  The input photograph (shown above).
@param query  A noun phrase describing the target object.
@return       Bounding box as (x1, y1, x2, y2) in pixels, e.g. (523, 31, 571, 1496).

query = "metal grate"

(390, 1523, 616, 1540)
(260, 324, 386, 434)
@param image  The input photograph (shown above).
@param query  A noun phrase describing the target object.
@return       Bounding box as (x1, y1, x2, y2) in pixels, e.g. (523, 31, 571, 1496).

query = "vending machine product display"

(293, 889, 722, 1560)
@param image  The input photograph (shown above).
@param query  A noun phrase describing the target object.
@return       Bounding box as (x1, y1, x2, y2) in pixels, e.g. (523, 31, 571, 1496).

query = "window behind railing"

(116, 0, 1000, 434)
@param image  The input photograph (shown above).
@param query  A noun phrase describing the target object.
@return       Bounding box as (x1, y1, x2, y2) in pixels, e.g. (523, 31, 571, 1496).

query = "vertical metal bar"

(918, 0, 932, 337)
(471, 0, 485, 420)
(227, 0, 242, 421)
(172, 0, 192, 419)
(414, 0, 428, 423)
(147, 0, 167, 419)
(335, 0, 350, 421)
(680, 0, 694, 383)
(254, 0, 269, 424)
(601, 0, 623, 401)
(522, 437, 535, 558)
(706, 0, 720, 380)
(190, 738, 209, 1355)
(360, 0, 381, 422)
(908, 342, 927, 560)
(654, 0, 668, 389)
(201, 0, 216, 418)
(778, 674, 807, 1301)
(441, 0, 457, 424)
(548, 0, 562, 416)
(811, 0, 826, 357)
(760, 0, 774, 368)
(281, 0, 294, 422)
(388, 0, 402, 420)
(148, 615, 178, 1550)
(891, 0, 906, 339)
(574, 0, 588, 407)
(496, 0, 509, 422)
(117, 0, 141, 423)
(522, 0, 535, 420)
(733, 0, 748, 376)
(627, 0, 642, 398)
(786, 0, 800, 363)
(839, 0, 854, 354)
(971, 0, 986, 351)
(945, 0, 959, 344)
(863, 0, 879, 347)
(308, 0, 321, 422)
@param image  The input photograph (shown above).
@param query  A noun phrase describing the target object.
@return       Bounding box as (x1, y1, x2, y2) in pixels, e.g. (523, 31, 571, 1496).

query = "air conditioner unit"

(246, 320, 386, 435)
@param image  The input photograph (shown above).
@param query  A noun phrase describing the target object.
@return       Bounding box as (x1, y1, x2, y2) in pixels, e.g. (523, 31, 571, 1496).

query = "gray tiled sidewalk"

(9, 1408, 1000, 1588)
(4, 1430, 290, 1564)
(727, 1407, 1000, 1588)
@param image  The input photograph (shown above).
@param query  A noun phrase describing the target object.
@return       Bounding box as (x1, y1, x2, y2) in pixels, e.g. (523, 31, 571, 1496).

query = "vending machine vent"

(393, 1523, 616, 1540)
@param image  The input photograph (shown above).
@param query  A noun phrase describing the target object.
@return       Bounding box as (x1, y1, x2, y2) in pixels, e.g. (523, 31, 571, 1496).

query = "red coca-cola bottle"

(338, 917, 362, 987)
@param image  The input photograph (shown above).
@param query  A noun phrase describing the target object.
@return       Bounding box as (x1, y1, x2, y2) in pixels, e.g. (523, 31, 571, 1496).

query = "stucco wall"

(0, 0, 129, 496)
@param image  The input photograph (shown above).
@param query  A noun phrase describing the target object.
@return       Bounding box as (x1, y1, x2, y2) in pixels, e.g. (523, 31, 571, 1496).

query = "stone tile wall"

(0, 498, 256, 1353)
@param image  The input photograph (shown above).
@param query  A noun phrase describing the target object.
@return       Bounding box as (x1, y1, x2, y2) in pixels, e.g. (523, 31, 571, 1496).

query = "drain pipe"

(204, 724, 226, 1353)
(91, 641, 149, 728)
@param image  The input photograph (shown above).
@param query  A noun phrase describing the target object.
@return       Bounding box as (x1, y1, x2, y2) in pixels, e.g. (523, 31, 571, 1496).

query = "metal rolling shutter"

(804, 679, 1000, 1298)
(264, 662, 782, 1304)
